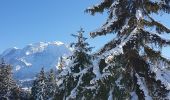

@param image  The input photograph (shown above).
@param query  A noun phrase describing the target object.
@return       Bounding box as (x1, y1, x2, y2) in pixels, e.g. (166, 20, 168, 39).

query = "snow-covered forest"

(0, 0, 170, 100)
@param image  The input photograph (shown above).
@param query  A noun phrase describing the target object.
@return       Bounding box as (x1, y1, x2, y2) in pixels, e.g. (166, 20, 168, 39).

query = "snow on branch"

(99, 28, 138, 59)
(149, 62, 170, 90)
(135, 73, 152, 100)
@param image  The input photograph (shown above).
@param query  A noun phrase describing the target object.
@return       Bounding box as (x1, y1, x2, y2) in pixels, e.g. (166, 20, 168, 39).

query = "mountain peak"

(0, 41, 72, 80)
(27, 41, 64, 47)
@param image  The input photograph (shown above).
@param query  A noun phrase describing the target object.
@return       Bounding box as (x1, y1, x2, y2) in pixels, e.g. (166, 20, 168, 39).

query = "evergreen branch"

(96, 38, 121, 55)
(85, 0, 113, 15)
(144, 1, 160, 14)
(90, 16, 127, 38)
(144, 1, 170, 14)
(142, 5, 170, 34)
(71, 34, 87, 40)
(144, 45, 170, 66)
(140, 29, 170, 47)
(143, 19, 170, 34)
(160, 3, 170, 13)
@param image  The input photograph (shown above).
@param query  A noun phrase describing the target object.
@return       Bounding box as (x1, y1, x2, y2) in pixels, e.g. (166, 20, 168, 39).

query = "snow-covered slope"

(0, 41, 72, 80)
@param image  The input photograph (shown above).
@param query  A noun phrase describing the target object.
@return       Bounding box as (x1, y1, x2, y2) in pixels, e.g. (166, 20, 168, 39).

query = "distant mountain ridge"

(0, 41, 72, 80)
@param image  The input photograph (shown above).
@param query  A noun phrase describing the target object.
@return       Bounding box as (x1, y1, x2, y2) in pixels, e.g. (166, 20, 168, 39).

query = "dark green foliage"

(56, 28, 94, 100)
(31, 68, 47, 100)
(31, 68, 58, 100)
(87, 0, 170, 37)
(19, 89, 31, 100)
(0, 60, 21, 100)
(84, 0, 170, 99)
(46, 69, 58, 99)
(69, 28, 93, 73)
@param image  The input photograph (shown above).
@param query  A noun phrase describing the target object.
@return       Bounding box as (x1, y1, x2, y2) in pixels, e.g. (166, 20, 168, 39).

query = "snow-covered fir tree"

(31, 68, 47, 100)
(31, 68, 58, 100)
(45, 69, 58, 100)
(82, 0, 170, 99)
(0, 59, 20, 100)
(56, 28, 94, 100)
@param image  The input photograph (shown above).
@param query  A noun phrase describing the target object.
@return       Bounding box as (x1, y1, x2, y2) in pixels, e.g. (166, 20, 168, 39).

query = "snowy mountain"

(0, 41, 72, 80)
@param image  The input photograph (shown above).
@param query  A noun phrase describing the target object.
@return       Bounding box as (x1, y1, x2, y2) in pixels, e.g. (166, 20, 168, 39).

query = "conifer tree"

(69, 28, 93, 73)
(0, 59, 20, 100)
(83, 0, 170, 99)
(46, 69, 58, 99)
(31, 68, 47, 100)
(56, 28, 94, 100)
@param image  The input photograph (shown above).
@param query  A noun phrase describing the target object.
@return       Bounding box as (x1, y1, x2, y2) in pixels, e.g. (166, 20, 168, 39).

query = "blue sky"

(0, 0, 112, 52)
(0, 0, 170, 57)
